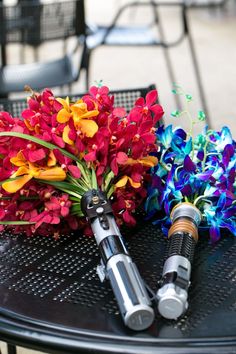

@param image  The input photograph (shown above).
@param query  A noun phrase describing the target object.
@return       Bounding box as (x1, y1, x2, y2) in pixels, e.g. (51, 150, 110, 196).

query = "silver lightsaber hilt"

(81, 189, 154, 331)
(157, 203, 201, 320)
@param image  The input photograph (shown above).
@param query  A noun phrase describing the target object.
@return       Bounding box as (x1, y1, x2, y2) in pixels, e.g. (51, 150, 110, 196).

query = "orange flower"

(115, 176, 141, 189)
(2, 151, 66, 193)
(56, 97, 99, 140)
(125, 156, 158, 167)
(115, 156, 158, 190)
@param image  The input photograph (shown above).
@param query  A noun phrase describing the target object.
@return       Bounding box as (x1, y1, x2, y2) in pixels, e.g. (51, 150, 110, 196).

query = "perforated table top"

(0, 220, 235, 354)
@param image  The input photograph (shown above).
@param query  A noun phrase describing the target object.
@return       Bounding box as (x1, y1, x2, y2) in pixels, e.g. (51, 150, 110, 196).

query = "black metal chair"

(0, 0, 86, 96)
(82, 0, 209, 120)
(0, 1, 210, 124)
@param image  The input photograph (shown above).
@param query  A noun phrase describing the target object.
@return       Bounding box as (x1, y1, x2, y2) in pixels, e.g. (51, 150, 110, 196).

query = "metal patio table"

(0, 86, 235, 354)
(0, 218, 235, 354)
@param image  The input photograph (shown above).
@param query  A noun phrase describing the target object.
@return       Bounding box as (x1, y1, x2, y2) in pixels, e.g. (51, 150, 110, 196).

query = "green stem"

(159, 160, 171, 172)
(184, 101, 195, 159)
(0, 196, 39, 201)
(201, 139, 209, 171)
(0, 220, 35, 225)
(194, 195, 212, 207)
(0, 132, 80, 162)
(174, 165, 183, 180)
(107, 185, 114, 199)
(67, 175, 90, 192)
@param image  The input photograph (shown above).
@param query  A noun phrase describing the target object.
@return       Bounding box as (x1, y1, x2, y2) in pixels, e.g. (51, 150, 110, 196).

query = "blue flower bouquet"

(146, 86, 236, 320)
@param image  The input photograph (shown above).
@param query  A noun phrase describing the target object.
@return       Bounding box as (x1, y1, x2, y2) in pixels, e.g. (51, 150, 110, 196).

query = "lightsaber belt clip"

(81, 189, 154, 331)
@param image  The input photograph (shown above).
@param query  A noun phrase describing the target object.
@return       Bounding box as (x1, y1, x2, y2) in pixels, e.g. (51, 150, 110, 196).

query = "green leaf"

(69, 196, 82, 202)
(40, 180, 81, 192)
(186, 94, 192, 102)
(91, 168, 98, 190)
(39, 180, 85, 197)
(70, 210, 84, 217)
(0, 221, 35, 225)
(104, 170, 114, 192)
(76, 161, 90, 184)
(70, 203, 83, 216)
(107, 185, 114, 199)
(94, 79, 103, 88)
(198, 110, 206, 121)
(67, 175, 90, 192)
(172, 84, 183, 95)
(171, 110, 180, 117)
(0, 132, 80, 162)
(195, 133, 206, 145)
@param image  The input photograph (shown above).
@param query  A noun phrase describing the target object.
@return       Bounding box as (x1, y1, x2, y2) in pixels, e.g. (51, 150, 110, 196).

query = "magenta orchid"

(0, 85, 163, 238)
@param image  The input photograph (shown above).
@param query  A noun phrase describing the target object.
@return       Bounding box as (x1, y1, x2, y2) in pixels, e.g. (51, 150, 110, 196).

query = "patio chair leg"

(7, 343, 17, 354)
(162, 47, 182, 110)
(84, 51, 91, 91)
(80, 44, 91, 91)
(187, 30, 210, 125)
(184, 9, 210, 125)
(151, 3, 182, 110)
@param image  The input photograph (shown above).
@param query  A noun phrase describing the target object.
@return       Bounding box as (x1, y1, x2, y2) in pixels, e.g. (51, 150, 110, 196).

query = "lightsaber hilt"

(157, 202, 201, 320)
(81, 189, 154, 331)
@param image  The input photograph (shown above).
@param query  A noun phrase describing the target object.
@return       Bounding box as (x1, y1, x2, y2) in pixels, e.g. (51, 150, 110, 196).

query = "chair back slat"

(0, 0, 85, 46)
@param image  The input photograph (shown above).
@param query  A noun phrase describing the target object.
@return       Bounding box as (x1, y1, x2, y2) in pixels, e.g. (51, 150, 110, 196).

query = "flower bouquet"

(146, 86, 236, 320)
(0, 85, 164, 330)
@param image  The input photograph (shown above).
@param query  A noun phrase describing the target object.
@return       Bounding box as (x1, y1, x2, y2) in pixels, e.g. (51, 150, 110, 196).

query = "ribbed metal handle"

(167, 230, 196, 263)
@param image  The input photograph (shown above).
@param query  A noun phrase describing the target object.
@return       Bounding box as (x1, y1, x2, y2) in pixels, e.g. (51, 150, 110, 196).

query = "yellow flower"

(2, 152, 66, 193)
(126, 156, 158, 167)
(56, 97, 99, 139)
(47, 151, 57, 167)
(62, 125, 74, 145)
(115, 176, 141, 189)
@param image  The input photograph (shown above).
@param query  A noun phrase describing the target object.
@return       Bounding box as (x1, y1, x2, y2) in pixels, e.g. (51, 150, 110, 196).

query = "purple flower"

(146, 124, 236, 243)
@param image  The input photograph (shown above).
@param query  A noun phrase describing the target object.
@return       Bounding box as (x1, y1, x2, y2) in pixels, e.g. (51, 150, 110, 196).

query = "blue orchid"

(203, 193, 236, 242)
(158, 125, 192, 165)
(146, 120, 236, 242)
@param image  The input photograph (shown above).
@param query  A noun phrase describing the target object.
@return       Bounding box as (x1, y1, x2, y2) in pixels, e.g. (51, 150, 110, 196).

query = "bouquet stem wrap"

(157, 202, 201, 319)
(81, 189, 154, 331)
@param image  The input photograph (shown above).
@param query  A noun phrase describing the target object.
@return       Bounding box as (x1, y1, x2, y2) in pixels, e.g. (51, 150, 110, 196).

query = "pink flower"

(87, 85, 114, 112)
(0, 86, 163, 237)
(53, 150, 81, 178)
(31, 210, 61, 229)
(129, 89, 164, 125)
(22, 89, 65, 148)
(45, 194, 71, 217)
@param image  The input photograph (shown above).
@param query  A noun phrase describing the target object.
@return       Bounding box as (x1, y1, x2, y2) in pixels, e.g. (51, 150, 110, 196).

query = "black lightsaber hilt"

(81, 189, 154, 331)
(157, 202, 201, 320)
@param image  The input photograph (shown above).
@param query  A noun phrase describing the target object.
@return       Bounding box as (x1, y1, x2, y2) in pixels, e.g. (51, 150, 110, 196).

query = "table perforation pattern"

(0, 219, 235, 339)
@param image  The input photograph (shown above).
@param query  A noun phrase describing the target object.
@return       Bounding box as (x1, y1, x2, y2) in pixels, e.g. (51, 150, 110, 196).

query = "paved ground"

(0, 1, 236, 353)
(82, 0, 236, 136)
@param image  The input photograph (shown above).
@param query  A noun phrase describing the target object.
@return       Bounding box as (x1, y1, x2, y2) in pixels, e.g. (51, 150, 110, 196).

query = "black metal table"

(0, 218, 235, 354)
